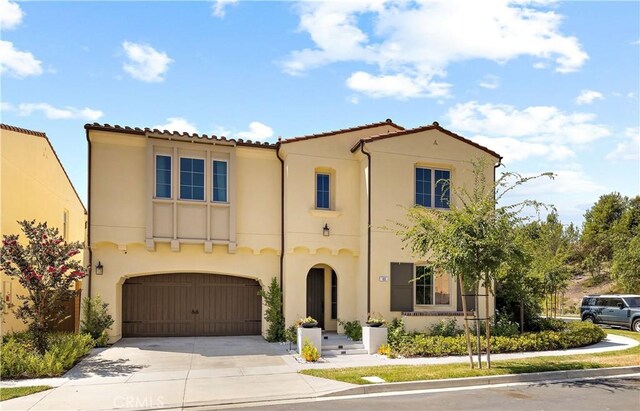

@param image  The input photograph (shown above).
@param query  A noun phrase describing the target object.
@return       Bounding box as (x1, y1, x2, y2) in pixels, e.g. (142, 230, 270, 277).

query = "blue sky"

(1, 0, 638, 225)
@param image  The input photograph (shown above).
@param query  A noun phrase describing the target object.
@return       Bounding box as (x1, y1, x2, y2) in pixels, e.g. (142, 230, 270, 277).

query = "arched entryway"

(306, 265, 337, 330)
(122, 273, 261, 337)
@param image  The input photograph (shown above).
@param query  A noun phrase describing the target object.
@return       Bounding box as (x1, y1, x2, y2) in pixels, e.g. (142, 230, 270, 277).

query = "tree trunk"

(475, 283, 482, 369)
(459, 275, 475, 369)
(520, 300, 525, 334)
(485, 280, 491, 369)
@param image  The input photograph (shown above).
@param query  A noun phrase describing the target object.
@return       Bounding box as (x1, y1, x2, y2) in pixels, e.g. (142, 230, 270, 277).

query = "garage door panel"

(123, 273, 261, 337)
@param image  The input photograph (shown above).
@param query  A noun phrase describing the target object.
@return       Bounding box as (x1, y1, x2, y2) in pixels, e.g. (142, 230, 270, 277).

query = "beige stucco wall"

(365, 129, 497, 327)
(88, 129, 281, 341)
(0, 127, 86, 335)
(90, 123, 498, 340)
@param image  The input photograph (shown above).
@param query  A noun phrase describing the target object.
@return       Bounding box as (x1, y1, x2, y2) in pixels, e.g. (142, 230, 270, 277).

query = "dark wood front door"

(122, 273, 261, 337)
(306, 268, 325, 329)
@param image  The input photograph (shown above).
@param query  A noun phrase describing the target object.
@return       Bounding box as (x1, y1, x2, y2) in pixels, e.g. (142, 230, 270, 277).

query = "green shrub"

(493, 309, 520, 337)
(257, 278, 285, 342)
(338, 319, 362, 341)
(80, 296, 114, 346)
(301, 338, 320, 362)
(1, 333, 94, 378)
(428, 318, 462, 337)
(532, 317, 568, 332)
(284, 325, 298, 345)
(390, 321, 605, 358)
(387, 317, 409, 348)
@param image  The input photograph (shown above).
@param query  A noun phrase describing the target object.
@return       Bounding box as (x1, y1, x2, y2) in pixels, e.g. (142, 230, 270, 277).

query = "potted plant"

(366, 312, 385, 327)
(300, 316, 318, 328)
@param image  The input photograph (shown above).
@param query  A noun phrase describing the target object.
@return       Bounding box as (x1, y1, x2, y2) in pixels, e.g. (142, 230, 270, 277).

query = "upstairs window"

(316, 173, 330, 209)
(155, 155, 172, 199)
(213, 160, 228, 202)
(415, 167, 450, 209)
(179, 158, 205, 200)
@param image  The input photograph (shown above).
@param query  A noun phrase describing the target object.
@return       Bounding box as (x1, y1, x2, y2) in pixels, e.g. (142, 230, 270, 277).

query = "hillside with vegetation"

(496, 192, 640, 326)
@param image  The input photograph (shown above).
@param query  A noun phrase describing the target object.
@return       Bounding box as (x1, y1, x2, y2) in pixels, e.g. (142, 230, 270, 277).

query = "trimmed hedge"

(1, 333, 94, 379)
(391, 322, 606, 358)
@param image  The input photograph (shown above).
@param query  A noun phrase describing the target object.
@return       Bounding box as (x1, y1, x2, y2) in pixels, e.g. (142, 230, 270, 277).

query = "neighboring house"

(0, 124, 87, 335)
(86, 119, 501, 341)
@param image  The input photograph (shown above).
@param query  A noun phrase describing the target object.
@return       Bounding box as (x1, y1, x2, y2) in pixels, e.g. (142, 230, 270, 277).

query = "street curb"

(320, 365, 640, 397)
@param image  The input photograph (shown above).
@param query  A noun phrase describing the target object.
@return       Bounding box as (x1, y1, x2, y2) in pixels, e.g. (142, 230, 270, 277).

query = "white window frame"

(212, 159, 229, 203)
(155, 154, 173, 199)
(415, 166, 451, 209)
(414, 265, 452, 307)
(315, 172, 331, 210)
(178, 156, 206, 202)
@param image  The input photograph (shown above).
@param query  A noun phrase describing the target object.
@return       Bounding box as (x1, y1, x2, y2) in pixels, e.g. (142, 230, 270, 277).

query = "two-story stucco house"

(0, 124, 87, 335)
(85, 119, 501, 342)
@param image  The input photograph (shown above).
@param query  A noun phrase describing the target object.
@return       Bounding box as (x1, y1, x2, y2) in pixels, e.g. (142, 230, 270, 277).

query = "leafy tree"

(496, 225, 544, 333)
(397, 158, 552, 369)
(612, 234, 640, 293)
(0, 220, 86, 353)
(581, 193, 628, 278)
(258, 277, 285, 342)
(530, 213, 572, 318)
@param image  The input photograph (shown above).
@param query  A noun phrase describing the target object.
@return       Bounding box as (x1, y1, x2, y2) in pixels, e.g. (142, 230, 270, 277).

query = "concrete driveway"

(1, 336, 352, 411)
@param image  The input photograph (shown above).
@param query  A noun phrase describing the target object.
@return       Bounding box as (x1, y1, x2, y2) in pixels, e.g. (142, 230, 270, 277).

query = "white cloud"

(514, 169, 605, 195)
(606, 127, 640, 161)
(285, 0, 588, 99)
(447, 101, 610, 146)
(471, 136, 574, 162)
(153, 117, 199, 134)
(212, 0, 238, 18)
(446, 101, 612, 165)
(478, 75, 500, 90)
(0, 40, 43, 78)
(236, 121, 274, 141)
(575, 89, 604, 105)
(0, 0, 23, 29)
(122, 41, 173, 83)
(346, 71, 450, 99)
(2, 102, 103, 121)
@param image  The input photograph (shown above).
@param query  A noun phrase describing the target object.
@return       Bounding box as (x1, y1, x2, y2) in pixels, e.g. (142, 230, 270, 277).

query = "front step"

(321, 332, 367, 356)
(322, 348, 369, 356)
(322, 342, 365, 350)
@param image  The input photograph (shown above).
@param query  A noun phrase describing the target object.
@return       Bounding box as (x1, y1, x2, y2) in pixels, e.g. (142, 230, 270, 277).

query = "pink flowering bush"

(0, 220, 87, 353)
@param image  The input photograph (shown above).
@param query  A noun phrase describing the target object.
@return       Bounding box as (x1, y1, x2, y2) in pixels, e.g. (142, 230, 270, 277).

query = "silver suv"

(580, 294, 640, 332)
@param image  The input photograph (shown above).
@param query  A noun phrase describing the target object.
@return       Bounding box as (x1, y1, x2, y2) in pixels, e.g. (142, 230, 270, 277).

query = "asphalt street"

(226, 376, 640, 411)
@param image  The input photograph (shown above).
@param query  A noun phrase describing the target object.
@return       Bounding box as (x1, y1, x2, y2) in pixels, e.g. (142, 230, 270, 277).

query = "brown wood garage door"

(122, 273, 262, 337)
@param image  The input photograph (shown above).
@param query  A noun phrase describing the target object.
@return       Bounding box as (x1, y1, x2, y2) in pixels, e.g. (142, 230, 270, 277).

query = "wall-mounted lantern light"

(323, 224, 330, 237)
(95, 261, 104, 275)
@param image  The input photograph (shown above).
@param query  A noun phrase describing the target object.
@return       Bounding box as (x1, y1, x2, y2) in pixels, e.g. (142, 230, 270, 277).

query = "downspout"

(360, 142, 372, 315)
(85, 127, 92, 299)
(275, 141, 285, 313)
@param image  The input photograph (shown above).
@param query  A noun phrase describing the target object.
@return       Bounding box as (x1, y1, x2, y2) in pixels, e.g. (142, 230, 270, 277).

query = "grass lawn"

(0, 386, 52, 402)
(301, 329, 640, 385)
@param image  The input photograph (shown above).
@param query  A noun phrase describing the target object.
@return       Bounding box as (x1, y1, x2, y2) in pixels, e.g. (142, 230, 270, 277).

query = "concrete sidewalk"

(1, 333, 637, 411)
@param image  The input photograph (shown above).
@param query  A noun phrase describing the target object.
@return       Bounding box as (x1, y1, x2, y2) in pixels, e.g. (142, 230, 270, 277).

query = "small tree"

(397, 159, 552, 369)
(0, 220, 87, 353)
(258, 277, 285, 342)
(80, 295, 114, 346)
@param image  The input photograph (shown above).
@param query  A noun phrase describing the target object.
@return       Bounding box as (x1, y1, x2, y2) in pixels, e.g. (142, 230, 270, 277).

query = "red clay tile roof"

(0, 123, 47, 138)
(351, 122, 502, 159)
(84, 123, 276, 149)
(280, 119, 404, 144)
(0, 123, 87, 212)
